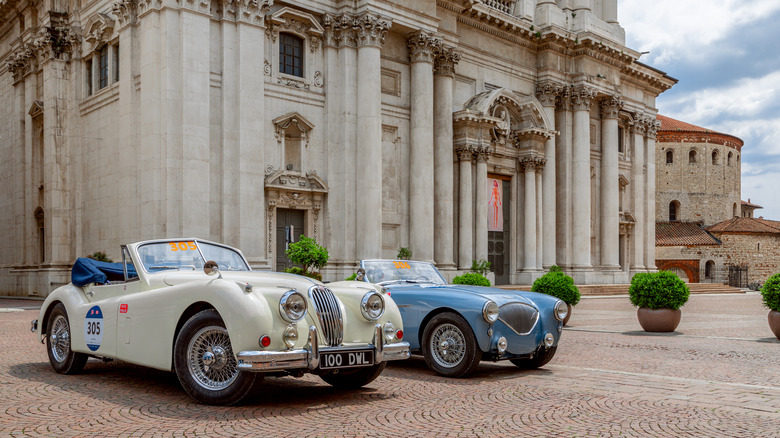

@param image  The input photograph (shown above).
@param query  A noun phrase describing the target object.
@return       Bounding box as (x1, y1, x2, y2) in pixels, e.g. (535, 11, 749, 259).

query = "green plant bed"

(531, 269, 580, 306)
(761, 273, 780, 312)
(452, 273, 491, 287)
(628, 271, 690, 310)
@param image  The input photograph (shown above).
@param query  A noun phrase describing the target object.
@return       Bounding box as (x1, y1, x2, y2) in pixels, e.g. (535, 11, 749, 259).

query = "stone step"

(496, 283, 746, 296)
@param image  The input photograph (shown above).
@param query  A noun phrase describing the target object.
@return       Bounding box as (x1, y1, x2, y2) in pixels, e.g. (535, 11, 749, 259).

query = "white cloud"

(742, 171, 780, 220)
(620, 0, 780, 66)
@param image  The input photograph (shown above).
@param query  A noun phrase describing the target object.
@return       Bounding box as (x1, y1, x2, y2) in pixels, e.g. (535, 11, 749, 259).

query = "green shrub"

(284, 267, 322, 281)
(285, 236, 329, 276)
(761, 273, 780, 311)
(470, 260, 492, 276)
(531, 271, 580, 306)
(88, 251, 113, 263)
(549, 264, 563, 273)
(345, 273, 357, 281)
(453, 273, 491, 287)
(397, 247, 412, 260)
(628, 271, 690, 310)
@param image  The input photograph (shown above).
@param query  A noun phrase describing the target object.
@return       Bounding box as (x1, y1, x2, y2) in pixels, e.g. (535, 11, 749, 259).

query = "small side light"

(259, 335, 271, 348)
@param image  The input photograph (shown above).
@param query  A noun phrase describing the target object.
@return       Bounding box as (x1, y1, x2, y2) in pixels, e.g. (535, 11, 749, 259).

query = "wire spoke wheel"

(430, 323, 467, 368)
(49, 315, 71, 363)
(187, 325, 239, 391)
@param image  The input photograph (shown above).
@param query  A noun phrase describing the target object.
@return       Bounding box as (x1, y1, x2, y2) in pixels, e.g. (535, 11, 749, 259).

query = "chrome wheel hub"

(187, 326, 239, 391)
(50, 315, 71, 363)
(430, 323, 466, 369)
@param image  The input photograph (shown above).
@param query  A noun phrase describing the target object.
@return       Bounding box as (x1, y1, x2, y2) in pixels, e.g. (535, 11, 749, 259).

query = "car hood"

(388, 283, 536, 307)
(159, 270, 319, 289)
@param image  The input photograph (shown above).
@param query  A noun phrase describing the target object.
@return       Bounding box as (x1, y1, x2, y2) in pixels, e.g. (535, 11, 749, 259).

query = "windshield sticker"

(169, 241, 197, 251)
(393, 262, 411, 269)
(84, 306, 104, 352)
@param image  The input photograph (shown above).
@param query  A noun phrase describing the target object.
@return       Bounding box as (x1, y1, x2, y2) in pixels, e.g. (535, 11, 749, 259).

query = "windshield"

(137, 240, 250, 273)
(361, 260, 446, 285)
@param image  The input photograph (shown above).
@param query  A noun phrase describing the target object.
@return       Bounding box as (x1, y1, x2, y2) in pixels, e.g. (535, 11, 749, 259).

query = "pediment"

(272, 111, 315, 133)
(618, 174, 629, 188)
(269, 7, 324, 38)
(28, 100, 43, 117)
(461, 88, 554, 133)
(265, 169, 328, 193)
(84, 13, 115, 48)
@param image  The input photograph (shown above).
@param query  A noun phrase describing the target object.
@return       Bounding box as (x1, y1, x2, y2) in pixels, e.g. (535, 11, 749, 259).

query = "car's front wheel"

(46, 303, 88, 374)
(319, 362, 386, 389)
(510, 346, 557, 369)
(173, 309, 258, 405)
(421, 312, 482, 377)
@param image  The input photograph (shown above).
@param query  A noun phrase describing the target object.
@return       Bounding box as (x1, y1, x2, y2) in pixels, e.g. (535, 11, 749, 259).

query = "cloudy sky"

(620, 0, 780, 220)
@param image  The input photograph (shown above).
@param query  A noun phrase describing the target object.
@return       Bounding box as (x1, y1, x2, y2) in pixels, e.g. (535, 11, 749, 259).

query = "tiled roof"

(657, 115, 719, 133)
(705, 217, 780, 234)
(656, 221, 721, 246)
(656, 114, 744, 149)
(741, 199, 763, 209)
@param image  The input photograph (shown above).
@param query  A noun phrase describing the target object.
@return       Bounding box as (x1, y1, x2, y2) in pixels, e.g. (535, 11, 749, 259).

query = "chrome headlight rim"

(482, 300, 499, 323)
(361, 291, 385, 321)
(279, 290, 308, 323)
(554, 300, 568, 322)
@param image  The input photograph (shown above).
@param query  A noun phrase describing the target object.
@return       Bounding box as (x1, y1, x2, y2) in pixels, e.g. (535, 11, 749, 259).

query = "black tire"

(173, 309, 257, 405)
(421, 312, 482, 377)
(319, 362, 387, 389)
(46, 303, 88, 374)
(510, 346, 557, 369)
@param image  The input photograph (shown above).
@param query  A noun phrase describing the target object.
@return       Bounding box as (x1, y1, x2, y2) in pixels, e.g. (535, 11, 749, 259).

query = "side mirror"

(204, 260, 221, 278)
(356, 268, 366, 282)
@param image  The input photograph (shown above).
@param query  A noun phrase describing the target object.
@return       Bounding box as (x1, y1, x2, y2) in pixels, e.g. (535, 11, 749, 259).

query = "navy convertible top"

(71, 257, 135, 287)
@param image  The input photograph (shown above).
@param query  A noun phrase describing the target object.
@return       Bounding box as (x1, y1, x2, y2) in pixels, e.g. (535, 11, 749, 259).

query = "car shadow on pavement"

(621, 330, 682, 337)
(385, 354, 555, 384)
(8, 360, 400, 416)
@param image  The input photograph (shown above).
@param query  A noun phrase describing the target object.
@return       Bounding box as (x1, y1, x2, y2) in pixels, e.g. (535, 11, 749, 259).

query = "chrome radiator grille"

(308, 285, 343, 346)
(498, 302, 539, 335)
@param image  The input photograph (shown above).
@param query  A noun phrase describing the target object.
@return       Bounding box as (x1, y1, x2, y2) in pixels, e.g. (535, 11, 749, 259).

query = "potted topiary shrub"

(760, 273, 780, 340)
(531, 265, 580, 326)
(628, 271, 690, 332)
(284, 236, 329, 281)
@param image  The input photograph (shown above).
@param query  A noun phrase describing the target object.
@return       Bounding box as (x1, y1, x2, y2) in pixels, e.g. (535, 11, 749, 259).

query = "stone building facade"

(0, 0, 675, 296)
(655, 115, 780, 285)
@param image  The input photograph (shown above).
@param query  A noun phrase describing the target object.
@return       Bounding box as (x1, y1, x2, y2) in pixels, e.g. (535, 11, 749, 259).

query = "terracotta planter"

(636, 307, 682, 332)
(563, 303, 572, 326)
(769, 310, 780, 340)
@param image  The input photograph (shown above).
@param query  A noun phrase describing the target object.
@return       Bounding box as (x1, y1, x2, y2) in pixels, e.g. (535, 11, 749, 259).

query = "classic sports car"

(32, 239, 410, 405)
(358, 260, 567, 377)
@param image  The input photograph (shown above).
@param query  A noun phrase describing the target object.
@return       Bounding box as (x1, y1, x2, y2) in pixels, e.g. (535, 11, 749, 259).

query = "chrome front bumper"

(236, 324, 410, 372)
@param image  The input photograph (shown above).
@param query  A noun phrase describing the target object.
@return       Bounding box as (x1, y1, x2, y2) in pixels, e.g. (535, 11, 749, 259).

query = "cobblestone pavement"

(1, 293, 778, 437)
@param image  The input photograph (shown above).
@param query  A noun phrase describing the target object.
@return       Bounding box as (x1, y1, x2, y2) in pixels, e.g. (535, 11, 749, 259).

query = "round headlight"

(361, 291, 385, 321)
(554, 300, 568, 322)
(280, 290, 307, 323)
(482, 300, 499, 323)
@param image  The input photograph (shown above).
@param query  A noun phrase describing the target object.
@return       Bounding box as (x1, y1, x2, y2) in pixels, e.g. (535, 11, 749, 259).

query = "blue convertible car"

(358, 260, 567, 377)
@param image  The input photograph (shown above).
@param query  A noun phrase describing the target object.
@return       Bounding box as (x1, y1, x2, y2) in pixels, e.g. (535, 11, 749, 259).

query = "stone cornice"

(433, 45, 460, 76)
(407, 30, 440, 64)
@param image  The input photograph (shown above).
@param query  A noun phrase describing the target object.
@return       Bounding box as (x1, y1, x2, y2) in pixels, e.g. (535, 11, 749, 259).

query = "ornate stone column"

(536, 83, 558, 268)
(475, 148, 489, 263)
(535, 164, 544, 270)
(433, 46, 460, 270)
(355, 13, 390, 260)
(555, 88, 573, 267)
(520, 158, 539, 270)
(571, 87, 595, 269)
(631, 117, 646, 272)
(407, 31, 440, 263)
(457, 147, 474, 269)
(600, 97, 622, 269)
(645, 118, 659, 270)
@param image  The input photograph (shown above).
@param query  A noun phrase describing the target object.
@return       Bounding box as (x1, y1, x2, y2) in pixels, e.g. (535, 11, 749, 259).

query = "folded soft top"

(71, 257, 135, 287)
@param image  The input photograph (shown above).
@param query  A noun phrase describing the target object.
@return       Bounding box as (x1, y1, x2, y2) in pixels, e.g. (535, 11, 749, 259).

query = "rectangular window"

(617, 127, 624, 153)
(98, 45, 109, 90)
(279, 33, 303, 77)
(113, 43, 120, 83)
(86, 58, 93, 95)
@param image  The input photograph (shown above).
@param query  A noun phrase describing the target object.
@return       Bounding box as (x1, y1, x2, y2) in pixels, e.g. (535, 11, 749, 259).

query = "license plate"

(319, 349, 374, 370)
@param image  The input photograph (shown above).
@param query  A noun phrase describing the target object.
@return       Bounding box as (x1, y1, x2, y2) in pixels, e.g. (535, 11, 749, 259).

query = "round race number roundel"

(84, 306, 104, 351)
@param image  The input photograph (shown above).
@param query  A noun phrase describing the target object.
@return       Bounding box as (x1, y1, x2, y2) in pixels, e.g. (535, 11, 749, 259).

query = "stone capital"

(407, 30, 440, 64)
(631, 116, 647, 135)
(238, 0, 272, 26)
(434, 45, 460, 76)
(555, 87, 572, 112)
(536, 82, 562, 107)
(519, 157, 546, 172)
(322, 13, 354, 48)
(475, 146, 491, 162)
(571, 86, 596, 111)
(455, 146, 474, 162)
(600, 96, 623, 119)
(112, 0, 137, 28)
(355, 13, 390, 48)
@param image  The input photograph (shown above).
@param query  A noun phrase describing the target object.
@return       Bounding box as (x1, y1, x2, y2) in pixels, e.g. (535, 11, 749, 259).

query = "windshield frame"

(360, 260, 447, 286)
(135, 239, 251, 274)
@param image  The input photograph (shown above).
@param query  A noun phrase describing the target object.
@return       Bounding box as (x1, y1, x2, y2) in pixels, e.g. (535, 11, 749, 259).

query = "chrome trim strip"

(373, 324, 384, 363)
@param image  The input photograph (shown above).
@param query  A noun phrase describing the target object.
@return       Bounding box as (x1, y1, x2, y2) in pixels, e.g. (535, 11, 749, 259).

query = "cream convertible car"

(32, 239, 410, 405)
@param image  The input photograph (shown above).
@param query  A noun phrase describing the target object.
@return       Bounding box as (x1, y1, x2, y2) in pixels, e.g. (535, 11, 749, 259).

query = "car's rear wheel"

(46, 303, 88, 374)
(319, 362, 386, 389)
(421, 312, 482, 378)
(173, 309, 258, 405)
(510, 346, 557, 369)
